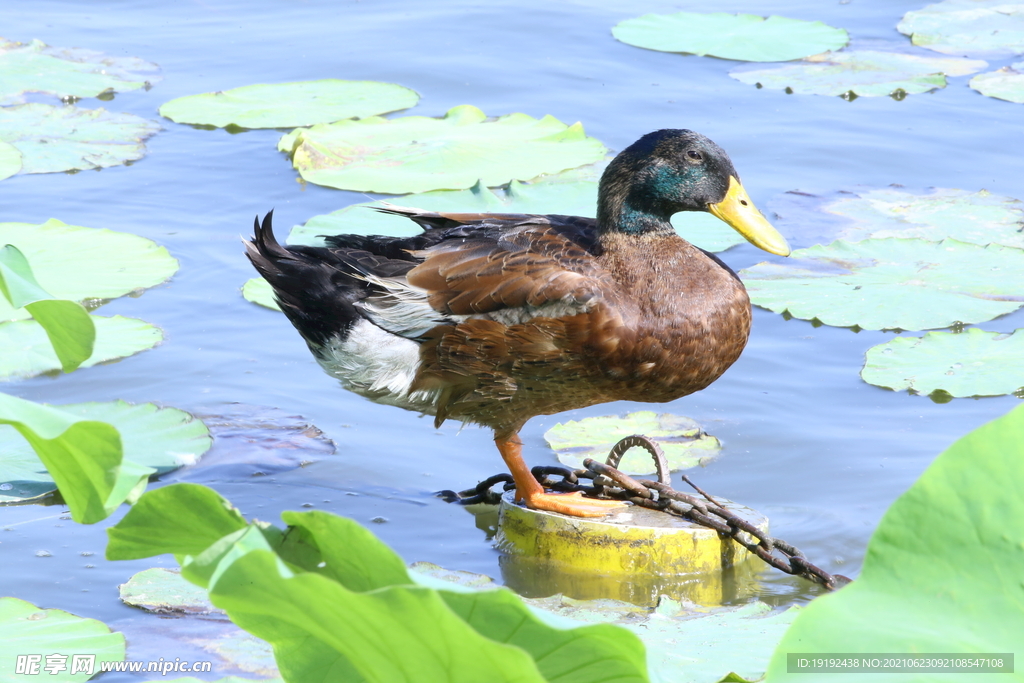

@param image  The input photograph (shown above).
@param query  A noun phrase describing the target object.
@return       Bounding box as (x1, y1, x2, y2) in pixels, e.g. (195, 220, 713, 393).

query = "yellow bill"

(708, 176, 791, 256)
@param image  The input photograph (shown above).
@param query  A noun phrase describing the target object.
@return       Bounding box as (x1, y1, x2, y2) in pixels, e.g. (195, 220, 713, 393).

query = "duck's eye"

(687, 150, 702, 160)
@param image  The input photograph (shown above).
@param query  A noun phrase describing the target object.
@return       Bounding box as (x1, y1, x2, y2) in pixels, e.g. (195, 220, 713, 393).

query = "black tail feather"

(244, 211, 365, 348)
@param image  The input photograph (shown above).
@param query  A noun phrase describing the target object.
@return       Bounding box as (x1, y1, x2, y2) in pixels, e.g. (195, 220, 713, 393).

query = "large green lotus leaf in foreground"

(413, 562, 797, 683)
(0, 219, 178, 322)
(0, 395, 148, 522)
(0, 37, 160, 105)
(731, 50, 987, 97)
(527, 593, 798, 683)
(862, 328, 1024, 398)
(544, 411, 721, 473)
(0, 597, 125, 680)
(107, 485, 649, 683)
(0, 139, 21, 180)
(160, 79, 419, 129)
(763, 405, 1024, 681)
(279, 105, 608, 194)
(0, 244, 95, 372)
(825, 187, 1024, 247)
(0, 399, 210, 509)
(740, 238, 1024, 331)
(612, 13, 848, 62)
(898, 0, 1024, 57)
(0, 315, 162, 380)
(970, 62, 1024, 103)
(0, 104, 161, 174)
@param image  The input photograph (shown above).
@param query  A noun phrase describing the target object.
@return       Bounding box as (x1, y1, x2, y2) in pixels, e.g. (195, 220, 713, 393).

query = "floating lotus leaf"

(740, 238, 1024, 331)
(827, 187, 1024, 247)
(764, 405, 1024, 680)
(0, 37, 160, 105)
(898, 0, 1024, 57)
(278, 105, 608, 194)
(0, 218, 178, 322)
(970, 62, 1024, 103)
(121, 567, 222, 614)
(286, 179, 745, 252)
(862, 328, 1024, 398)
(0, 598, 125, 679)
(242, 277, 279, 311)
(0, 103, 161, 174)
(612, 13, 848, 62)
(0, 314, 162, 380)
(0, 399, 210, 505)
(544, 411, 721, 474)
(160, 79, 419, 129)
(730, 50, 987, 97)
(0, 139, 21, 180)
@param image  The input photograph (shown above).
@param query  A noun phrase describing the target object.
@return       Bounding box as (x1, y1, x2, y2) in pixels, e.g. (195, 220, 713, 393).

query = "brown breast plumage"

(408, 227, 751, 435)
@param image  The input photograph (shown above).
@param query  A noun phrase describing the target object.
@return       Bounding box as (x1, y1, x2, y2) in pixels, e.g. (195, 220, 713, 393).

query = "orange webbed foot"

(518, 490, 627, 518)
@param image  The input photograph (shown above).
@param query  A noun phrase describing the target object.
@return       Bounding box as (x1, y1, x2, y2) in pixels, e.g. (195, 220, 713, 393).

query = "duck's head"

(596, 129, 790, 256)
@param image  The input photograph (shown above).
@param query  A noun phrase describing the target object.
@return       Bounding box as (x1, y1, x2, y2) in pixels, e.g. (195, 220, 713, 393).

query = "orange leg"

(495, 432, 626, 518)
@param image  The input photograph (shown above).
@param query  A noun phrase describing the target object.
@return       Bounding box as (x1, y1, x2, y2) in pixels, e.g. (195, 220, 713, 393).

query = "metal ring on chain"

(605, 435, 671, 486)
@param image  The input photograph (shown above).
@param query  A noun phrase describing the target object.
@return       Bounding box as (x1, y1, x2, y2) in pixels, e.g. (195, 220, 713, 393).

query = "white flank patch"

(316, 320, 439, 414)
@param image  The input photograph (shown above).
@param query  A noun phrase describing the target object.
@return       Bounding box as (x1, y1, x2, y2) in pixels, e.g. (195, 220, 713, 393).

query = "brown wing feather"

(406, 223, 614, 316)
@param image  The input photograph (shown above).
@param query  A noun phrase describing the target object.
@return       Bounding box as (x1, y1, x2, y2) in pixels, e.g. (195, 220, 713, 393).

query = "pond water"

(3, 0, 1023, 672)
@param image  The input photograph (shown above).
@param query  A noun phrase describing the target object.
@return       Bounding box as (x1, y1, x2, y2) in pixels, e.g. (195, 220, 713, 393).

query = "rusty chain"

(438, 434, 852, 591)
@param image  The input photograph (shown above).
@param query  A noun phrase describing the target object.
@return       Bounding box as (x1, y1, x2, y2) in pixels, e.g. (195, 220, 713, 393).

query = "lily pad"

(612, 13, 848, 62)
(160, 79, 419, 129)
(898, 0, 1024, 57)
(278, 104, 608, 194)
(544, 411, 722, 474)
(0, 218, 178, 323)
(0, 314, 162, 380)
(0, 139, 21, 180)
(242, 276, 279, 311)
(825, 187, 1024, 247)
(730, 50, 987, 97)
(286, 179, 746, 252)
(0, 597, 125, 680)
(121, 567, 222, 615)
(0, 399, 210, 507)
(0, 103, 161, 174)
(764, 404, 1024, 680)
(970, 62, 1024, 103)
(0, 37, 160, 105)
(862, 328, 1024, 398)
(740, 238, 1024, 331)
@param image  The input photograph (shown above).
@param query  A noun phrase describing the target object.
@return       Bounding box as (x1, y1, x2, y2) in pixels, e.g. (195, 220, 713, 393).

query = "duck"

(245, 129, 790, 518)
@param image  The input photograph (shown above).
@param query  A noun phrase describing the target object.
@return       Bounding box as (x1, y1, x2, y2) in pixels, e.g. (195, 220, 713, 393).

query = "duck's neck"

(596, 189, 676, 237)
(596, 156, 685, 236)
